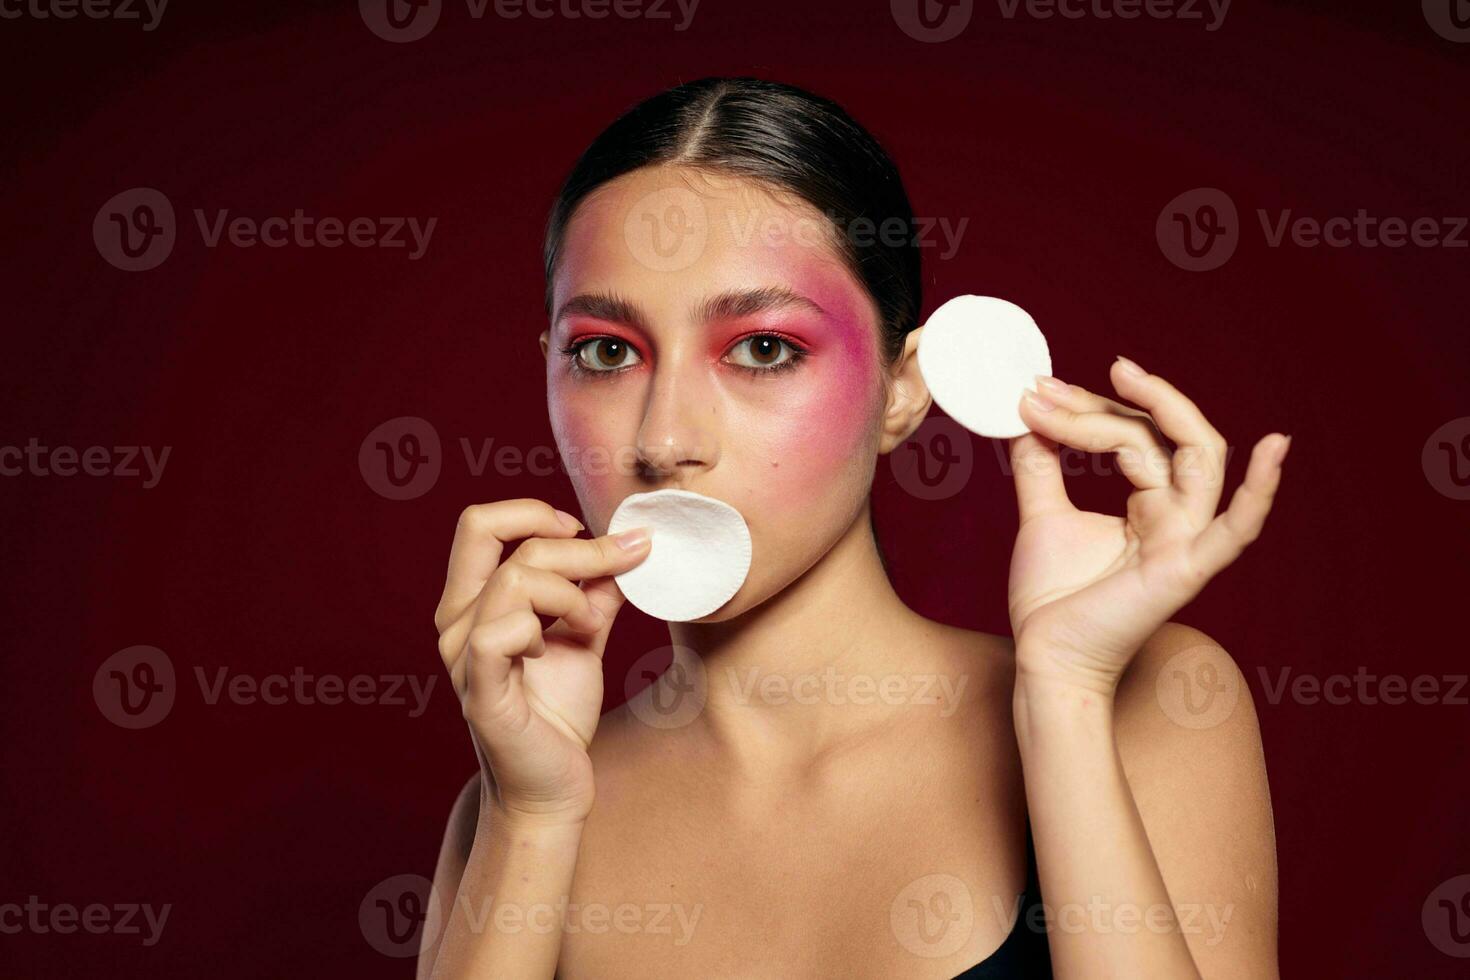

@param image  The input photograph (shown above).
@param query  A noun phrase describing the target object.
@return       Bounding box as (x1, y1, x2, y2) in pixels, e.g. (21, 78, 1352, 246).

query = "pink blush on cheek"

(547, 390, 629, 511)
(750, 329, 883, 484)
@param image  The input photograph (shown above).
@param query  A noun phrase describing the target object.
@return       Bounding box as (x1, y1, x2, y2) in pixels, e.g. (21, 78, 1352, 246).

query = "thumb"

(1010, 432, 1072, 523)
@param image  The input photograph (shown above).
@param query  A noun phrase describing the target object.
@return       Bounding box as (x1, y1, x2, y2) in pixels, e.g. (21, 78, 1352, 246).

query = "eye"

(566, 337, 643, 373)
(724, 334, 806, 372)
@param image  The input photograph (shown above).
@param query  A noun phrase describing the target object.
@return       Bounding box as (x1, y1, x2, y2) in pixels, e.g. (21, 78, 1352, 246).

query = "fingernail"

(1115, 355, 1146, 378)
(1036, 375, 1068, 394)
(1275, 434, 1292, 466)
(613, 527, 651, 550)
(1023, 389, 1056, 412)
(555, 509, 585, 532)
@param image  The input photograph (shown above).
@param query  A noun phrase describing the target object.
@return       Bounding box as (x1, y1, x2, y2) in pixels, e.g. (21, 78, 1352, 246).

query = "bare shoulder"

(437, 771, 483, 878)
(418, 772, 483, 980)
(1113, 621, 1280, 975)
(446, 770, 483, 838)
(1114, 621, 1267, 773)
(915, 618, 1022, 686)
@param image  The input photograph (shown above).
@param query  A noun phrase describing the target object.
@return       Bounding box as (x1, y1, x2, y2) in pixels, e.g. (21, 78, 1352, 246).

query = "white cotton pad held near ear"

(607, 488, 752, 623)
(916, 295, 1053, 439)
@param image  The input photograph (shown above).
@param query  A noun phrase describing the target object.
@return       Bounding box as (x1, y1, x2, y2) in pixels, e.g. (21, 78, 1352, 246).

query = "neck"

(664, 499, 943, 778)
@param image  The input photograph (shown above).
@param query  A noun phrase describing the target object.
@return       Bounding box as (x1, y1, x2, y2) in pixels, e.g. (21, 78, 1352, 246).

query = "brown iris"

(584, 338, 630, 369)
(748, 336, 780, 365)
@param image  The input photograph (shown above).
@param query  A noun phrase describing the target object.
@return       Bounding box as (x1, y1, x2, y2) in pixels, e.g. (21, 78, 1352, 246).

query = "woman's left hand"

(1006, 355, 1290, 693)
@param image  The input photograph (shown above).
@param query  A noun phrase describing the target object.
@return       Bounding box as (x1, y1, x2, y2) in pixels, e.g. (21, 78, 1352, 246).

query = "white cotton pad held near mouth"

(916, 295, 1053, 439)
(607, 489, 752, 623)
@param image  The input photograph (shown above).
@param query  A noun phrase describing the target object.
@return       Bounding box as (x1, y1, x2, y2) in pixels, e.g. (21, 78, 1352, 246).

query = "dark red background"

(2, 1, 1467, 975)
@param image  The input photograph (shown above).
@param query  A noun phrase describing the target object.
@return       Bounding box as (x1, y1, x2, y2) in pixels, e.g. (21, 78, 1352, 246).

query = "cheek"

(547, 377, 636, 515)
(744, 332, 883, 495)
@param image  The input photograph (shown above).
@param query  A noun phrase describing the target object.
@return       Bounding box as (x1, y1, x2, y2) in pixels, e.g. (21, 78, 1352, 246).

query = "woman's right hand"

(434, 498, 651, 827)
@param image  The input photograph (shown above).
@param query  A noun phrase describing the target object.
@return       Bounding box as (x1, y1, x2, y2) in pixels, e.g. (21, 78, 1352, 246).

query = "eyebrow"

(553, 286, 825, 331)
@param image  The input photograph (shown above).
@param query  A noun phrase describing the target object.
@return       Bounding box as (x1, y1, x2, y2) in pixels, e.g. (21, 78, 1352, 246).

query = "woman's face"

(541, 165, 897, 621)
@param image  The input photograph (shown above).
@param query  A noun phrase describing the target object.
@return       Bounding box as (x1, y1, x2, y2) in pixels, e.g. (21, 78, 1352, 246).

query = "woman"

(419, 77, 1285, 979)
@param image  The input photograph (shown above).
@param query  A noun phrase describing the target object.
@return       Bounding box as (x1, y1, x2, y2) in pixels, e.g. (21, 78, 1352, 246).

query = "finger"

(437, 529, 653, 682)
(478, 563, 605, 636)
(1009, 430, 1074, 523)
(505, 529, 654, 585)
(457, 609, 546, 704)
(436, 499, 584, 632)
(1190, 433, 1290, 578)
(1108, 358, 1229, 519)
(439, 563, 601, 684)
(1018, 389, 1173, 491)
(1036, 375, 1156, 425)
(545, 575, 628, 658)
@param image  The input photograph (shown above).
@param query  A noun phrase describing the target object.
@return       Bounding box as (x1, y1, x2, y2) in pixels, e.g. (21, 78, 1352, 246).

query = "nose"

(635, 360, 721, 479)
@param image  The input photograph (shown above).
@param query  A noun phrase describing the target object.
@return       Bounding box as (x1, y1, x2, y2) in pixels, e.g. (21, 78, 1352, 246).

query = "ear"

(878, 326, 933, 454)
(539, 329, 551, 361)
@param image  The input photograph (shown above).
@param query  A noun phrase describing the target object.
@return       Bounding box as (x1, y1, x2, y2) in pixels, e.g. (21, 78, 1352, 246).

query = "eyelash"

(558, 333, 811, 378)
